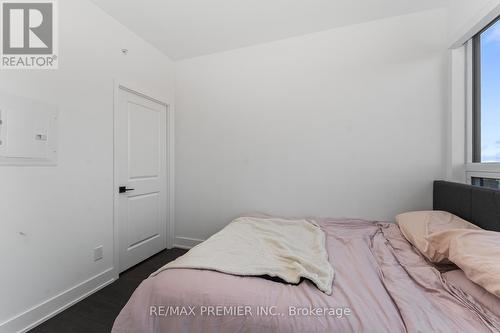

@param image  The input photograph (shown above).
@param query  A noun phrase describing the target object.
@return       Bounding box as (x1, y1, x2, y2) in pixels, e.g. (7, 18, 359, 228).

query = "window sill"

(465, 163, 500, 185)
(466, 163, 500, 173)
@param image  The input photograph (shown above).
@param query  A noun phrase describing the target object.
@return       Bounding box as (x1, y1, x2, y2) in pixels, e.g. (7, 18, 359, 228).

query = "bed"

(112, 181, 500, 333)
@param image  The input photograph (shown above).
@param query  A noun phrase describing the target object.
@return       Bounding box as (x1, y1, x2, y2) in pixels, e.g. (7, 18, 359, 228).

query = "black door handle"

(119, 186, 135, 194)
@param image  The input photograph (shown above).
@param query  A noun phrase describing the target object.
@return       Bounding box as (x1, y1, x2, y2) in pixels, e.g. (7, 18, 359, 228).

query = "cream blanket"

(150, 216, 334, 295)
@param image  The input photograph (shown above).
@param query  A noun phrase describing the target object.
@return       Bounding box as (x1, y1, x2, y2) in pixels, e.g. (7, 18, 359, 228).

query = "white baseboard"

(0, 268, 117, 333)
(174, 236, 205, 249)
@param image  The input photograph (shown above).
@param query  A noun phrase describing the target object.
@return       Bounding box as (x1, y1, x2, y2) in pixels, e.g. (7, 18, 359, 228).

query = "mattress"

(112, 219, 500, 333)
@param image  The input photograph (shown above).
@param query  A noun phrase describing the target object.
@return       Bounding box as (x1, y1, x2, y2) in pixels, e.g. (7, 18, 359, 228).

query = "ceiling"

(91, 0, 448, 60)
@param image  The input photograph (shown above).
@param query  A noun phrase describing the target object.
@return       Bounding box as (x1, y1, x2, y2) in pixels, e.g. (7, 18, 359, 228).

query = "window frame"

(464, 16, 500, 182)
(471, 15, 500, 164)
(472, 34, 481, 163)
(467, 171, 500, 186)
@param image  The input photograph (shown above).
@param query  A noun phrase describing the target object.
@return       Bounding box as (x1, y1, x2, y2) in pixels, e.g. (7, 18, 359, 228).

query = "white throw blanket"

(150, 216, 334, 295)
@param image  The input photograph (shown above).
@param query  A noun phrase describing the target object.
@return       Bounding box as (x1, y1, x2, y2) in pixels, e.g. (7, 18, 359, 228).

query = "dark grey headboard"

(433, 180, 500, 232)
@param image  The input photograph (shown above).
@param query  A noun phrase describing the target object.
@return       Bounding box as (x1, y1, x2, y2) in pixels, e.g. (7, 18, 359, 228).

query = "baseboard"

(174, 236, 205, 249)
(0, 267, 117, 333)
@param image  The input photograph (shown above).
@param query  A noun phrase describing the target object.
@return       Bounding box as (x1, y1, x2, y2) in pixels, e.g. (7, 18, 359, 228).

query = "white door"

(115, 86, 168, 272)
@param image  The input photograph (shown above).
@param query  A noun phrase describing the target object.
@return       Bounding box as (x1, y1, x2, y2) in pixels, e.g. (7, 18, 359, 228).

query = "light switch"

(35, 134, 48, 141)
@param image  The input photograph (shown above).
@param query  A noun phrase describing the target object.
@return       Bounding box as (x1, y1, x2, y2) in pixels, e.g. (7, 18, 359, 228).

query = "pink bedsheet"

(112, 219, 500, 333)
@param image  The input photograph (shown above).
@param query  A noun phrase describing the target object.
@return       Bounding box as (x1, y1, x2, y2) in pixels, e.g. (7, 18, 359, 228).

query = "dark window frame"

(472, 15, 500, 163)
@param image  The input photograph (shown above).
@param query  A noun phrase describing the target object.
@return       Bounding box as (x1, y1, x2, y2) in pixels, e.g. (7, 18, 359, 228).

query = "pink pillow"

(396, 211, 480, 263)
(428, 229, 500, 298)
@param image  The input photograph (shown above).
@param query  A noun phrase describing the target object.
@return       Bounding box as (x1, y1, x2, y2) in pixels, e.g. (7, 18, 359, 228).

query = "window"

(471, 176, 500, 190)
(473, 17, 500, 163)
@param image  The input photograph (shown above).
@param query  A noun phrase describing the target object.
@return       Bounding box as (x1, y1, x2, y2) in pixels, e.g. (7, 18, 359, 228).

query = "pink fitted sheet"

(112, 219, 500, 333)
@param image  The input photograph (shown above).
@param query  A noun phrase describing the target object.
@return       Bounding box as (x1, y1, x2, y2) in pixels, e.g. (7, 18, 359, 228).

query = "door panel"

(127, 193, 160, 248)
(128, 102, 161, 179)
(116, 87, 168, 272)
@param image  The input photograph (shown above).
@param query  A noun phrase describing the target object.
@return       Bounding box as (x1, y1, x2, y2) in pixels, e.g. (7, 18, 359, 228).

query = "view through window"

(475, 18, 500, 163)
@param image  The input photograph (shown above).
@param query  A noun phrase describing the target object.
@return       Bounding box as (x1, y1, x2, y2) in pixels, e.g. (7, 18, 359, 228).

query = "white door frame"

(113, 80, 175, 277)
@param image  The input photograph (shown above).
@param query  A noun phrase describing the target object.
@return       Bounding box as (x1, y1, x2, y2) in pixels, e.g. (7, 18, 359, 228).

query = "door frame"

(112, 79, 175, 278)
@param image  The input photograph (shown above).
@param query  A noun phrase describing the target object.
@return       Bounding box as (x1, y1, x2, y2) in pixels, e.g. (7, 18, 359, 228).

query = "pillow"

(427, 229, 500, 298)
(395, 211, 480, 263)
(443, 270, 500, 317)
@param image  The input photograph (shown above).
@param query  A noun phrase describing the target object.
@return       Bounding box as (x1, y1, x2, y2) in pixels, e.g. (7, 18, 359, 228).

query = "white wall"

(174, 9, 448, 245)
(0, 0, 174, 331)
(446, 46, 467, 183)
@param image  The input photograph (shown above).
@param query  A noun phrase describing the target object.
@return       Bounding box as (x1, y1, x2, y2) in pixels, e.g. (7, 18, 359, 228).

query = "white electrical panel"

(0, 92, 58, 165)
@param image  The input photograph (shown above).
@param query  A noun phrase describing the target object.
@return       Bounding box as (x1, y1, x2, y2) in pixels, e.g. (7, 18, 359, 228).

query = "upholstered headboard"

(433, 180, 500, 232)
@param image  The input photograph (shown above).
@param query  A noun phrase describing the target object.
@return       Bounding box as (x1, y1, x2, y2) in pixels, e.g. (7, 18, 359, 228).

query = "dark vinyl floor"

(29, 248, 187, 333)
